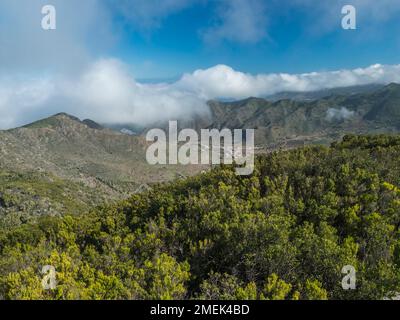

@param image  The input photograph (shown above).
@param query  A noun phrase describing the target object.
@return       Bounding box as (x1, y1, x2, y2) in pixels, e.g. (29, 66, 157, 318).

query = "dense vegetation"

(0, 170, 108, 229)
(1, 134, 400, 300)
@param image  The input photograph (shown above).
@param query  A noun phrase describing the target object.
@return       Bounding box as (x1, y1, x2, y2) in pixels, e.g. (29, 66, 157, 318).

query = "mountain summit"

(0, 112, 204, 203)
(23, 113, 104, 131)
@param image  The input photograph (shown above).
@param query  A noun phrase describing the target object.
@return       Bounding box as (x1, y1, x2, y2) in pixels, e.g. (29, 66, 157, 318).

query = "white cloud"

(202, 0, 268, 44)
(67, 59, 209, 124)
(176, 63, 400, 99)
(1, 61, 400, 129)
(326, 107, 355, 122)
(0, 0, 114, 74)
(0, 59, 211, 129)
(0, 76, 55, 128)
(111, 0, 268, 44)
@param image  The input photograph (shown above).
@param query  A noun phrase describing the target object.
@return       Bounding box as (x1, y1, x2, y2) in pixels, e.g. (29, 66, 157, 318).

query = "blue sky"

(1, 0, 400, 78)
(105, 0, 400, 79)
(1, 0, 400, 128)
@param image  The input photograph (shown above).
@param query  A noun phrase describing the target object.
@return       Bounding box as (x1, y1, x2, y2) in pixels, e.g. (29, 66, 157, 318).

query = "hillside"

(1, 134, 400, 300)
(0, 113, 207, 226)
(265, 84, 384, 101)
(2, 83, 400, 227)
(206, 83, 400, 146)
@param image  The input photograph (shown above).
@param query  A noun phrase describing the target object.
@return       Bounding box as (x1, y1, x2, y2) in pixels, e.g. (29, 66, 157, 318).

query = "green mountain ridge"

(0, 113, 206, 227)
(206, 83, 400, 146)
(2, 83, 400, 227)
(265, 84, 385, 101)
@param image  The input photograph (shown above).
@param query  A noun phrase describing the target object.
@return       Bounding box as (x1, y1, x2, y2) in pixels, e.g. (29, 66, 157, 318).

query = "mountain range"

(1, 82, 400, 226)
(206, 83, 400, 146)
(0, 113, 206, 226)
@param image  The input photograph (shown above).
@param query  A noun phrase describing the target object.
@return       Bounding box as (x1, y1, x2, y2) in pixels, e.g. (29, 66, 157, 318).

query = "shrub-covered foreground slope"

(1, 135, 400, 300)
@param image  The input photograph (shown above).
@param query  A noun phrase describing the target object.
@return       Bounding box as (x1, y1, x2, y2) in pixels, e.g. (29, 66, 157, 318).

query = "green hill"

(206, 83, 400, 146)
(1, 134, 399, 300)
(0, 113, 208, 225)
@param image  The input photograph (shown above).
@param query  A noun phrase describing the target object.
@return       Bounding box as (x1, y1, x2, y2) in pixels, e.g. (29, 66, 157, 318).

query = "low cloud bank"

(326, 107, 355, 122)
(177, 64, 400, 99)
(1, 61, 400, 129)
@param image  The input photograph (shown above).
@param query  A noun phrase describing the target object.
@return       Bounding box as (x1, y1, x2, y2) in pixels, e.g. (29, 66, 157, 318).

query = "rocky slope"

(2, 83, 400, 225)
(0, 113, 206, 226)
(206, 83, 400, 146)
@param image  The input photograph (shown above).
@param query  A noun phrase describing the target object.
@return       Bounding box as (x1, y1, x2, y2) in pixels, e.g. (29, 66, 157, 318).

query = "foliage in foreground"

(1, 134, 400, 300)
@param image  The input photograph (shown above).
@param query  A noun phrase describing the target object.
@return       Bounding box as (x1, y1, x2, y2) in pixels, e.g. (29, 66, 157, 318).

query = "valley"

(2, 83, 400, 227)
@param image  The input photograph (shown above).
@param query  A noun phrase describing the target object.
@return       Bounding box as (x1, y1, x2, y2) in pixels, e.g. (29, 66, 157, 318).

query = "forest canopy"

(1, 134, 400, 300)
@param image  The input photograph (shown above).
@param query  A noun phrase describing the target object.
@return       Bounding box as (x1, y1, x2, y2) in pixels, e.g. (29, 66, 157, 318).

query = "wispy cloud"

(326, 107, 355, 122)
(201, 0, 268, 44)
(110, 0, 269, 43)
(1, 61, 400, 129)
(0, 59, 210, 129)
(1, 1, 400, 129)
(0, 0, 114, 74)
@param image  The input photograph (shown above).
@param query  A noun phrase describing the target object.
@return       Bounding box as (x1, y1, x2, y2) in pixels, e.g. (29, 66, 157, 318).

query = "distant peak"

(82, 119, 103, 130)
(53, 113, 81, 122)
(374, 83, 400, 96)
(385, 82, 400, 89)
(22, 113, 102, 130)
